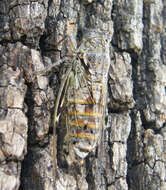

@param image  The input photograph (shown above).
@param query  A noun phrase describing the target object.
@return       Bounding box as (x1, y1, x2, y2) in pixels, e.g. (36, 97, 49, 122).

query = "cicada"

(53, 30, 111, 173)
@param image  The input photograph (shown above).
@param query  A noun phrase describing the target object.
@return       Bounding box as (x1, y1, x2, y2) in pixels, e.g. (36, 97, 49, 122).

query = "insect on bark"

(53, 30, 110, 174)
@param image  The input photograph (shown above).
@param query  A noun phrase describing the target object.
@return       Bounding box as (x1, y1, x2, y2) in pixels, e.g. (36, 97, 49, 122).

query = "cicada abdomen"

(57, 31, 110, 168)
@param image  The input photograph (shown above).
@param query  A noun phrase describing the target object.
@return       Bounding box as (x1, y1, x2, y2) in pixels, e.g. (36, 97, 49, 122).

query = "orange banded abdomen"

(66, 85, 104, 159)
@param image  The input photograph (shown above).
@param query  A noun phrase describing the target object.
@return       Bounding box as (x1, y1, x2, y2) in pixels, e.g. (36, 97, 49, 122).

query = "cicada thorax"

(57, 31, 110, 169)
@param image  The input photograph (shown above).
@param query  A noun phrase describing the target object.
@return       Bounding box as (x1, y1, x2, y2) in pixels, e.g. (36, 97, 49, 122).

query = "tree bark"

(0, 0, 166, 190)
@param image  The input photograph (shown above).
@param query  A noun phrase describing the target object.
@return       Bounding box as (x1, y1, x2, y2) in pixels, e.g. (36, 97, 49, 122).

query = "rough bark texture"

(0, 0, 166, 190)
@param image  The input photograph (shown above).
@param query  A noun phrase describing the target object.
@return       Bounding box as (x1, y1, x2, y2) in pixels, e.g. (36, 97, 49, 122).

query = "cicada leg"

(34, 57, 67, 76)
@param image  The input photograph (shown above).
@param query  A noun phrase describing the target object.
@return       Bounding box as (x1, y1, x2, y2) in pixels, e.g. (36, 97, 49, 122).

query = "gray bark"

(0, 0, 166, 190)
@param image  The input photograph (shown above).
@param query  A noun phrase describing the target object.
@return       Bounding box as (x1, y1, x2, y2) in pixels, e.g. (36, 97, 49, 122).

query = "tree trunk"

(0, 0, 166, 190)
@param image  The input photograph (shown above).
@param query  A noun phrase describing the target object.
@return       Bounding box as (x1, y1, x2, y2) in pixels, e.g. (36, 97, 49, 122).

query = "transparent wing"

(52, 65, 72, 179)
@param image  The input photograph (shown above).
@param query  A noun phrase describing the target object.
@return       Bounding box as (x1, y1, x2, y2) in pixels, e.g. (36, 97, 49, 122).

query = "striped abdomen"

(67, 88, 104, 159)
